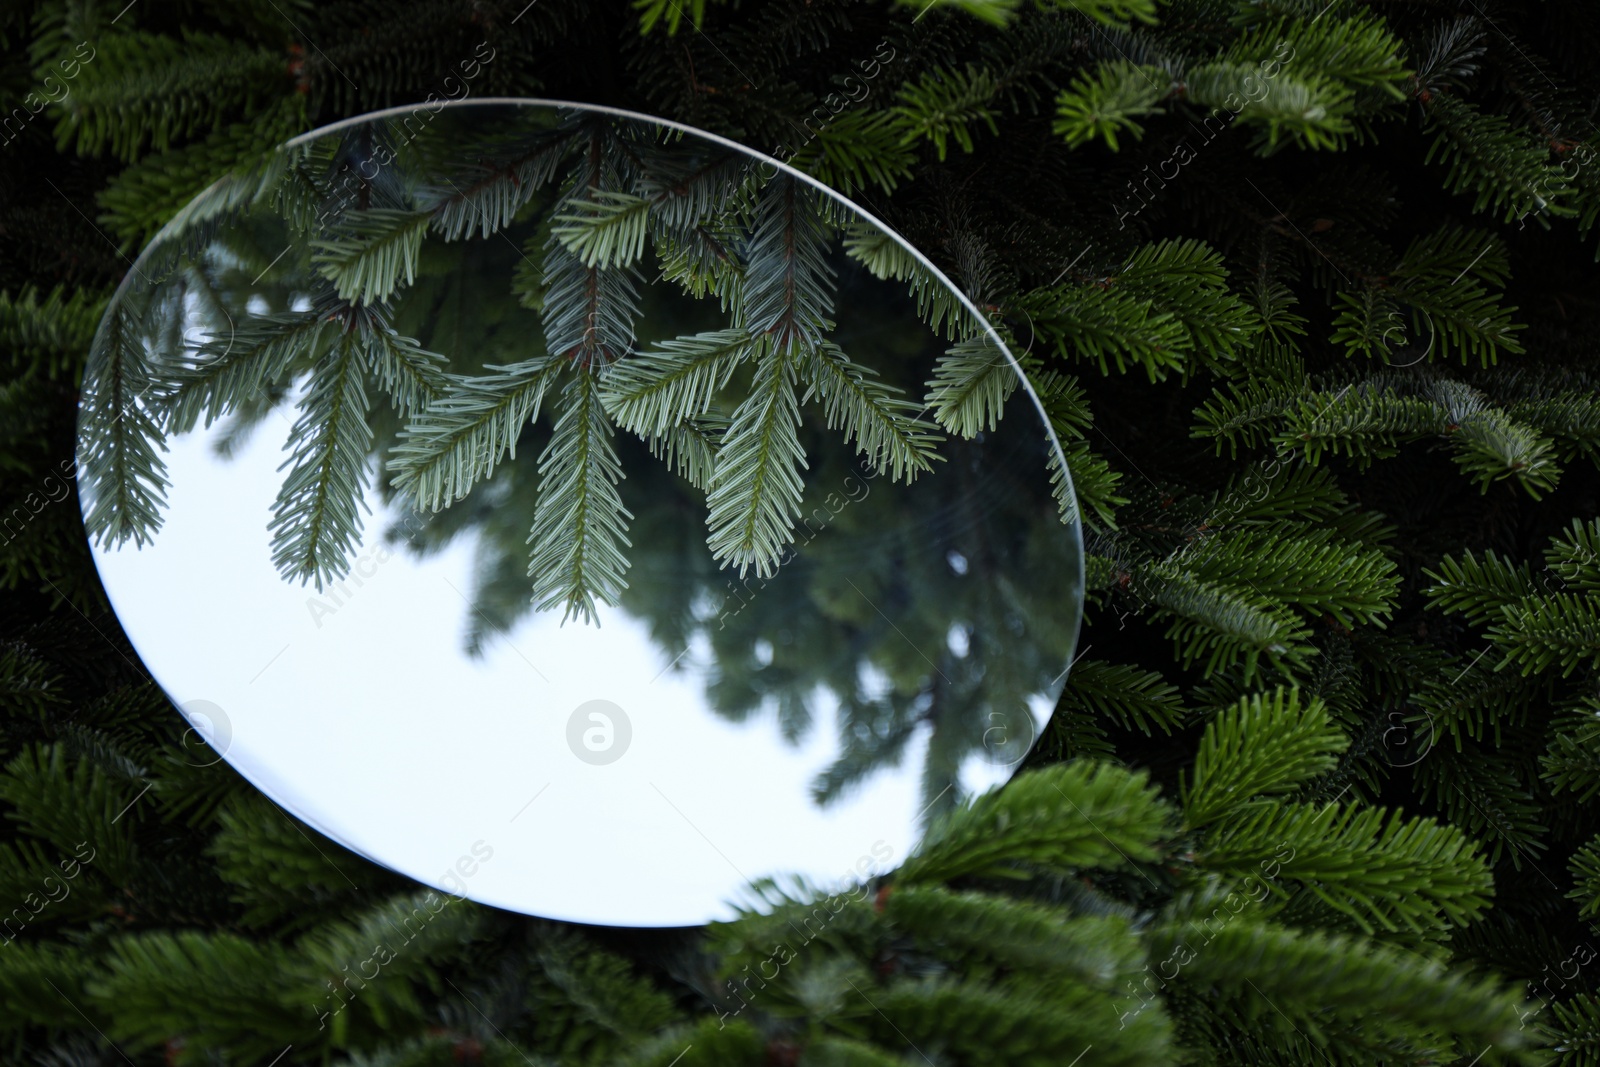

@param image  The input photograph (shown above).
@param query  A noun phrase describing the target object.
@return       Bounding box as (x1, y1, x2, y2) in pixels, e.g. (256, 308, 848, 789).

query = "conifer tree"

(4, 0, 1600, 1063)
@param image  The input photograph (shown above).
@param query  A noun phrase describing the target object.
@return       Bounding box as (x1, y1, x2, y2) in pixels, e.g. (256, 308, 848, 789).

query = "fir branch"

(527, 924, 684, 1045)
(1205, 462, 1347, 528)
(1138, 566, 1315, 680)
(1272, 380, 1444, 467)
(0, 284, 108, 379)
(739, 174, 835, 359)
(633, 149, 752, 233)
(634, 0, 720, 35)
(655, 226, 745, 309)
(1514, 390, 1600, 463)
(1172, 525, 1400, 629)
(0, 744, 140, 882)
(841, 221, 981, 341)
(1543, 698, 1600, 804)
(600, 328, 753, 438)
(1014, 279, 1190, 382)
(890, 65, 1001, 162)
(787, 111, 918, 196)
(1411, 15, 1489, 96)
(1056, 659, 1186, 737)
(1545, 518, 1600, 593)
(52, 30, 287, 162)
(1414, 746, 1548, 868)
(896, 762, 1176, 885)
(210, 794, 399, 929)
(1198, 7, 1412, 154)
(1544, 995, 1600, 1065)
(296, 890, 488, 1021)
(924, 333, 1019, 438)
(704, 344, 806, 578)
(895, 0, 1158, 28)
(1032, 369, 1128, 528)
(1201, 801, 1494, 934)
(645, 416, 726, 492)
(1029, 368, 1093, 439)
(89, 932, 304, 1058)
(388, 356, 561, 512)
(1423, 548, 1540, 625)
(1053, 61, 1172, 150)
(1486, 593, 1600, 677)
(802, 342, 943, 481)
(1191, 378, 1305, 458)
(1253, 10, 1411, 101)
(79, 300, 171, 550)
(1567, 834, 1600, 919)
(527, 369, 634, 624)
(424, 132, 572, 242)
(1328, 285, 1403, 361)
(163, 306, 330, 434)
(267, 326, 374, 591)
(1181, 688, 1347, 829)
(96, 93, 307, 248)
(1383, 226, 1525, 367)
(1055, 437, 1123, 529)
(1413, 655, 1544, 746)
(884, 885, 1142, 987)
(361, 314, 448, 416)
(1432, 380, 1560, 496)
(1112, 239, 1261, 366)
(311, 209, 432, 307)
(869, 976, 1168, 1067)
(553, 191, 654, 270)
(1423, 93, 1576, 224)
(0, 942, 95, 1033)
(1146, 914, 1528, 1043)
(541, 231, 643, 370)
(1184, 61, 1358, 152)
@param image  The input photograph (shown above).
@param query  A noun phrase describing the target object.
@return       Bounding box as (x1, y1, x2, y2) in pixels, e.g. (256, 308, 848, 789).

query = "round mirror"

(76, 100, 1084, 926)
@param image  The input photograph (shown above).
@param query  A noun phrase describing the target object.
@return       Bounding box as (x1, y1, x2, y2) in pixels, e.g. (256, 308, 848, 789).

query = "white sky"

(88, 407, 1037, 926)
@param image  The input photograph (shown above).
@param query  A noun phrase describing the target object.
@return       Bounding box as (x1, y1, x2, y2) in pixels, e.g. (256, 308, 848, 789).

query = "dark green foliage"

(6, 0, 1600, 1063)
(896, 761, 1177, 884)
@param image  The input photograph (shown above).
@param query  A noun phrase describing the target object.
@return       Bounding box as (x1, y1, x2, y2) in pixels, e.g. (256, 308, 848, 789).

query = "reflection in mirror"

(77, 100, 1084, 926)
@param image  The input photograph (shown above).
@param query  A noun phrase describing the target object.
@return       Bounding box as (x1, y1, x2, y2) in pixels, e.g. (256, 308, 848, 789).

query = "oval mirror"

(76, 99, 1084, 926)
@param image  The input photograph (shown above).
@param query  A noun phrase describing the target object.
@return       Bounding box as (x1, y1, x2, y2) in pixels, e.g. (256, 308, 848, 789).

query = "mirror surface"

(76, 100, 1084, 926)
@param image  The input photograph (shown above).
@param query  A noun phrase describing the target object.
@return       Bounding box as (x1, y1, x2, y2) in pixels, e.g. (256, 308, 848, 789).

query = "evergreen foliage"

(5, 0, 1600, 1063)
